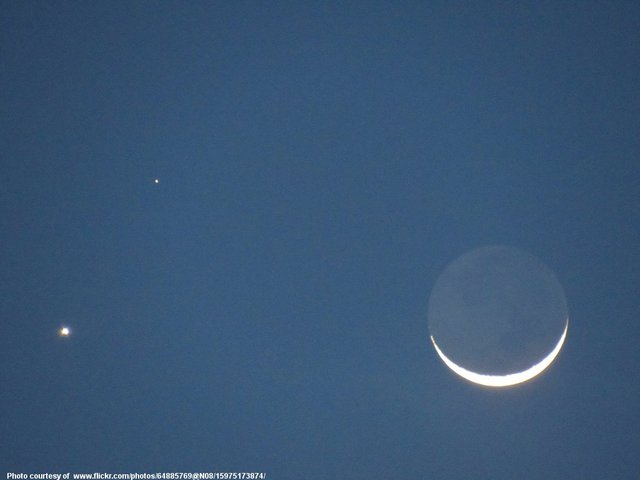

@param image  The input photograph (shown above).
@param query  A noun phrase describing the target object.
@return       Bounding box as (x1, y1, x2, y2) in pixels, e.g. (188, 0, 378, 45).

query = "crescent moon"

(431, 319, 568, 387)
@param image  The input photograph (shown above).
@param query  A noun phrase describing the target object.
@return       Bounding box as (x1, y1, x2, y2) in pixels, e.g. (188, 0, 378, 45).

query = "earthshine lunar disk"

(428, 246, 569, 388)
(431, 320, 568, 387)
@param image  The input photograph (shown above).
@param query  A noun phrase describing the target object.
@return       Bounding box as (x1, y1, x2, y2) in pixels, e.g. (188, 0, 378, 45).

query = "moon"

(431, 319, 568, 387)
(428, 246, 569, 387)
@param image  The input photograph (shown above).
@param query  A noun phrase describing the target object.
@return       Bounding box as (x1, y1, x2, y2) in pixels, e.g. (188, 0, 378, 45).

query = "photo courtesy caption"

(7, 475, 266, 480)
(7, 475, 69, 480)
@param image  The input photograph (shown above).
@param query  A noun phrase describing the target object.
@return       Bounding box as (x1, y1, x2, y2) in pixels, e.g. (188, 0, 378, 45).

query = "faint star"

(154, 178, 160, 184)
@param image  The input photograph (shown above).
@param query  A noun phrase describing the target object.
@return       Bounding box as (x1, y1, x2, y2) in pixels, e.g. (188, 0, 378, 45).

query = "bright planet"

(428, 246, 569, 387)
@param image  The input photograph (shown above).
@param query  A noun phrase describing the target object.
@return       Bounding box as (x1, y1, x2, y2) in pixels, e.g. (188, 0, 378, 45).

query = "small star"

(154, 178, 160, 184)
(59, 327, 71, 337)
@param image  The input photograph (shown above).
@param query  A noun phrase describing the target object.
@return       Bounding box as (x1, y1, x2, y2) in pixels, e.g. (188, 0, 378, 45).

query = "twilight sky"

(2, 2, 639, 478)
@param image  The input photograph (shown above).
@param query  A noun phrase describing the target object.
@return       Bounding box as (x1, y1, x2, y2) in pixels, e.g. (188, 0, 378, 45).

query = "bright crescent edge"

(430, 319, 569, 387)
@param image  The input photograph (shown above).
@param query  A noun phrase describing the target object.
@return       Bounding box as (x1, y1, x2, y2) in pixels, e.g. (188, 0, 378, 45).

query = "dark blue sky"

(2, 2, 639, 477)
